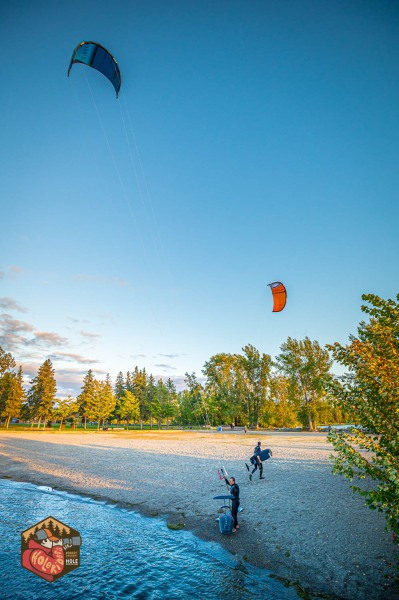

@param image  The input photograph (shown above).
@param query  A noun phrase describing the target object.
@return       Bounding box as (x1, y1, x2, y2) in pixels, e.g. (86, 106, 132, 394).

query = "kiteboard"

(259, 448, 272, 461)
(213, 495, 235, 535)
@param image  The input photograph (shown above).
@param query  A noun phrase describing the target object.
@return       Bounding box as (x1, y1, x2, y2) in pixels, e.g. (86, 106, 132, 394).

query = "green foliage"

(118, 390, 140, 425)
(202, 347, 272, 428)
(275, 337, 333, 430)
(53, 395, 78, 429)
(132, 367, 149, 425)
(237, 345, 272, 428)
(0, 364, 25, 427)
(0, 347, 16, 376)
(77, 369, 96, 427)
(26, 359, 57, 426)
(265, 374, 299, 428)
(85, 375, 116, 428)
(327, 293, 399, 539)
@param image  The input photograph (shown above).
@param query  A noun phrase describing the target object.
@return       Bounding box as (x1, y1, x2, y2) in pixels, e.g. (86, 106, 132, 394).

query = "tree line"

(0, 335, 344, 431)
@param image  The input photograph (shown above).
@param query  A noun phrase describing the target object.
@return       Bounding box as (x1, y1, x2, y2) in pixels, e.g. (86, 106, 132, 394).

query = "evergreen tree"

(125, 371, 133, 393)
(118, 390, 140, 426)
(114, 371, 125, 401)
(27, 359, 57, 427)
(164, 378, 178, 427)
(77, 370, 96, 428)
(132, 367, 148, 429)
(146, 374, 157, 428)
(86, 376, 116, 429)
(0, 347, 16, 376)
(1, 366, 25, 428)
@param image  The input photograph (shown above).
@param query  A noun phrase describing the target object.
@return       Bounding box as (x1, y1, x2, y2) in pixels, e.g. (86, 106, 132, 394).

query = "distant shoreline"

(0, 430, 397, 600)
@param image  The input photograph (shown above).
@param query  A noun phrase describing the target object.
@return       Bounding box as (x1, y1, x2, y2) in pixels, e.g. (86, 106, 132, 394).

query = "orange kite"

(268, 282, 287, 312)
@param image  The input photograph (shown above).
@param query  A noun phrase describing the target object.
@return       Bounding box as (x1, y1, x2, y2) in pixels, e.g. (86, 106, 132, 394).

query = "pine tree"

(0, 347, 16, 376)
(114, 371, 125, 400)
(125, 371, 133, 393)
(119, 390, 140, 426)
(78, 370, 96, 428)
(1, 366, 26, 428)
(146, 373, 156, 428)
(86, 376, 116, 430)
(27, 359, 57, 427)
(132, 367, 148, 429)
(0, 347, 17, 422)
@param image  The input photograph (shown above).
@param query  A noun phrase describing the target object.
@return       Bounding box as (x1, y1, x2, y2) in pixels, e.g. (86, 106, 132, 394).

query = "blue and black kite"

(68, 41, 122, 97)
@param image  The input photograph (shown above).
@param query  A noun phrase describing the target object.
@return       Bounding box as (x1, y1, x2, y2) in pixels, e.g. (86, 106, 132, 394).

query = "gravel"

(0, 430, 397, 599)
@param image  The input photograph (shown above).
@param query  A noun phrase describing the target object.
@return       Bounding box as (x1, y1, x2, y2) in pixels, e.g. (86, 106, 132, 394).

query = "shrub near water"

(327, 294, 399, 540)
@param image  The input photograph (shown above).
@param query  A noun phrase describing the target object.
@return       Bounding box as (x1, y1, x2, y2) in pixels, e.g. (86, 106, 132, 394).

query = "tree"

(27, 359, 57, 427)
(77, 370, 96, 428)
(203, 353, 244, 426)
(53, 396, 78, 430)
(275, 337, 332, 430)
(327, 293, 399, 540)
(185, 372, 211, 427)
(266, 374, 299, 428)
(0, 366, 25, 428)
(118, 390, 140, 426)
(114, 371, 125, 401)
(152, 379, 177, 428)
(0, 347, 16, 376)
(146, 374, 157, 428)
(132, 367, 149, 429)
(236, 345, 272, 429)
(164, 378, 178, 427)
(86, 376, 116, 430)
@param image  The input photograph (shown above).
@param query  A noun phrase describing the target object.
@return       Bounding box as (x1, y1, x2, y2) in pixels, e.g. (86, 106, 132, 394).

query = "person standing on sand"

(224, 476, 240, 532)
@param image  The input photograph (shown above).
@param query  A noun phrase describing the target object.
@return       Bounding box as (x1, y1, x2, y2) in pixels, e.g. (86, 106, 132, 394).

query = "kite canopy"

(268, 282, 287, 312)
(68, 41, 122, 97)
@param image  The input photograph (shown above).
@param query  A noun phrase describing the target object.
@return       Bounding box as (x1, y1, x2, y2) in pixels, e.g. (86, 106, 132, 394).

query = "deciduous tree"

(327, 293, 399, 539)
(275, 337, 332, 430)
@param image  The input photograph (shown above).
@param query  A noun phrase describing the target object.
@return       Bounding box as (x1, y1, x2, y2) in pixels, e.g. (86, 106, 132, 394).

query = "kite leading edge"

(68, 41, 122, 97)
(268, 282, 287, 312)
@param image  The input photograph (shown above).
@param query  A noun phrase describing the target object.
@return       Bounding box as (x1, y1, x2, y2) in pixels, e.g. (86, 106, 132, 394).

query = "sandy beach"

(0, 429, 397, 599)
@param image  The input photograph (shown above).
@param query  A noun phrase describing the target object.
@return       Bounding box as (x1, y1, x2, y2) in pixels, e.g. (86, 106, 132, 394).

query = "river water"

(0, 478, 299, 599)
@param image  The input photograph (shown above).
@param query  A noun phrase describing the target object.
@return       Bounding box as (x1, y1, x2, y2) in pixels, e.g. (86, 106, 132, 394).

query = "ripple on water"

(0, 479, 299, 599)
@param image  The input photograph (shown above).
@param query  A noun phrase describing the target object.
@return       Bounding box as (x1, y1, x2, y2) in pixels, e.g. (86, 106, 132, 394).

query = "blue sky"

(1, 0, 399, 396)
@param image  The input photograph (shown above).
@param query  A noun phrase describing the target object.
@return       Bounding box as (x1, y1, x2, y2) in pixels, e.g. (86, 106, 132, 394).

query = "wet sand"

(0, 430, 397, 599)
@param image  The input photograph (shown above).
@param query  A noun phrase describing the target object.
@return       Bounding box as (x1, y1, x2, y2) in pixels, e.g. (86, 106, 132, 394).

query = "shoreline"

(0, 430, 397, 599)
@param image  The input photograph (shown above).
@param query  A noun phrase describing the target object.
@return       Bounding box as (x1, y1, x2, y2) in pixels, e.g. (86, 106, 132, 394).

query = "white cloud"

(0, 297, 27, 313)
(34, 331, 68, 346)
(48, 352, 100, 365)
(80, 331, 100, 340)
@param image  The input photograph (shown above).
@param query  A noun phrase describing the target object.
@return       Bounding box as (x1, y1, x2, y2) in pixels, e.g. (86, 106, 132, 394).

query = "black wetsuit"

(225, 479, 240, 527)
(251, 444, 263, 478)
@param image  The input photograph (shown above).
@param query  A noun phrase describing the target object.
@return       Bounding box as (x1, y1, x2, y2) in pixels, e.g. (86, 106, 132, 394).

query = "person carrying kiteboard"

(223, 475, 240, 532)
(246, 441, 266, 480)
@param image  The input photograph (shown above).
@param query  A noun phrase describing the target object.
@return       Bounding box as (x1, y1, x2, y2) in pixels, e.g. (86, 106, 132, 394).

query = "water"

(0, 479, 299, 599)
